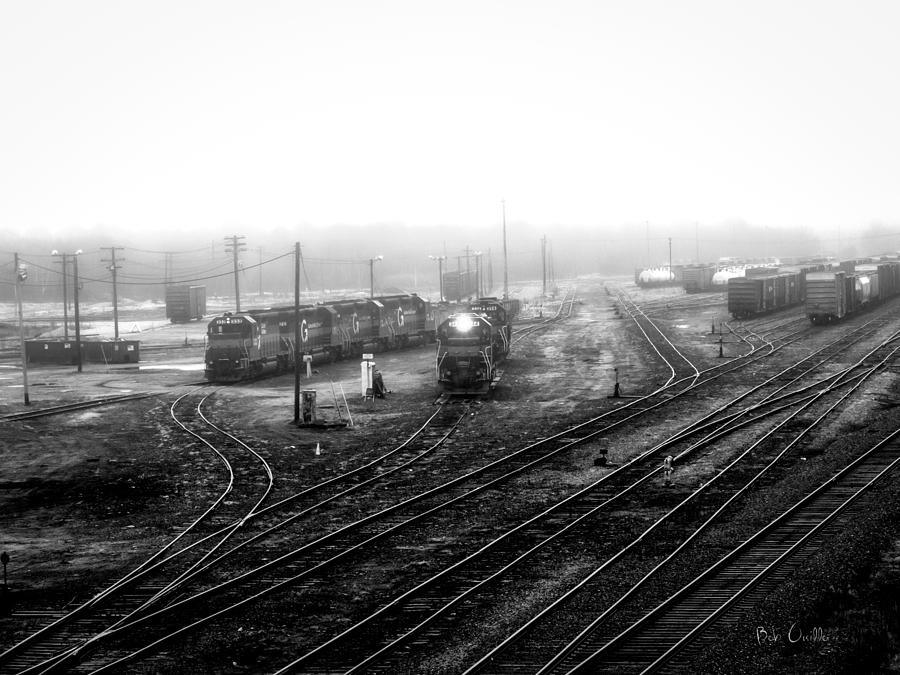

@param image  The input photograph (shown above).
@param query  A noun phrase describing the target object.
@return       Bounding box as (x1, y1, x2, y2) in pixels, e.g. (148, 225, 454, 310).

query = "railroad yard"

(3, 273, 900, 674)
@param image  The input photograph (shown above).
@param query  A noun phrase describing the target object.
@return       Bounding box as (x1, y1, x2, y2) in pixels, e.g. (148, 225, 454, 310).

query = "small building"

(25, 339, 140, 364)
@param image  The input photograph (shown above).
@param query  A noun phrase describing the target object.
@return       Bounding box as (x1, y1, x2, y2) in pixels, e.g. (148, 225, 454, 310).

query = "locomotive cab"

(205, 314, 260, 380)
(436, 313, 496, 393)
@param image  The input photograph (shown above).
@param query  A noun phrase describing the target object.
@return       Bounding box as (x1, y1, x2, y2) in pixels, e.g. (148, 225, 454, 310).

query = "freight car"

(204, 293, 432, 382)
(442, 269, 478, 302)
(435, 297, 513, 394)
(636, 267, 676, 287)
(681, 264, 718, 293)
(806, 260, 900, 323)
(726, 264, 827, 319)
(727, 272, 801, 319)
(165, 285, 206, 322)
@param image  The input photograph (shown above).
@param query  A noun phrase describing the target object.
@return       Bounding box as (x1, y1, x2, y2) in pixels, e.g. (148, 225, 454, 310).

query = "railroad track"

(511, 287, 577, 345)
(269, 321, 900, 674)
(4, 289, 742, 672)
(0, 400, 471, 673)
(564, 424, 900, 674)
(1, 390, 275, 674)
(459, 329, 900, 674)
(8, 290, 892, 673)
(0, 393, 158, 422)
(245, 303, 894, 671)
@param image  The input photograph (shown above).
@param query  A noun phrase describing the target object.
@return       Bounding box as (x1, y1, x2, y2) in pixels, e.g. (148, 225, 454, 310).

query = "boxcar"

(165, 285, 206, 322)
(727, 271, 801, 319)
(806, 272, 847, 323)
(681, 265, 717, 293)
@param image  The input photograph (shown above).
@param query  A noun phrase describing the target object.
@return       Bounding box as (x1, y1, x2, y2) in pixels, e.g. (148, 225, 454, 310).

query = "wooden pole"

(294, 242, 301, 423)
(14, 253, 30, 405)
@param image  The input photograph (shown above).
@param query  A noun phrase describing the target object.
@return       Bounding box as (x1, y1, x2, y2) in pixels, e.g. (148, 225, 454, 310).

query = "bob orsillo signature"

(756, 623, 838, 645)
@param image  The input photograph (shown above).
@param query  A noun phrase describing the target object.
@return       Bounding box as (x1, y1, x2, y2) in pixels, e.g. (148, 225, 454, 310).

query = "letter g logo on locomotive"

(397, 308, 404, 327)
(352, 312, 360, 334)
(300, 319, 309, 343)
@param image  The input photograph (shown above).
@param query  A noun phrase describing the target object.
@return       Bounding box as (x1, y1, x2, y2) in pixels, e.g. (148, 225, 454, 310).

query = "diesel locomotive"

(435, 297, 514, 394)
(205, 293, 433, 382)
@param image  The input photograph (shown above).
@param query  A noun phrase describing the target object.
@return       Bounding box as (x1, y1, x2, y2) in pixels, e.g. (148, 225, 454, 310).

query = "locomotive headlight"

(455, 316, 474, 332)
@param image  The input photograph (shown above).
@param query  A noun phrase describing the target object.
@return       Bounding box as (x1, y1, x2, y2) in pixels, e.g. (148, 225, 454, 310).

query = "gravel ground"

(1, 275, 899, 673)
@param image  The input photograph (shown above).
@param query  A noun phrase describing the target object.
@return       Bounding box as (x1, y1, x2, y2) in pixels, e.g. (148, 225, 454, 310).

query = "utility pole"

(72, 253, 83, 373)
(224, 235, 246, 312)
(429, 255, 446, 302)
(53, 253, 69, 339)
(541, 235, 547, 299)
(14, 253, 30, 405)
(163, 252, 173, 285)
(488, 248, 493, 294)
(695, 222, 700, 263)
(474, 252, 482, 298)
(101, 246, 124, 340)
(369, 256, 383, 298)
(502, 200, 509, 300)
(294, 242, 301, 424)
(258, 247, 263, 299)
(668, 237, 673, 281)
(646, 221, 650, 269)
(549, 240, 555, 284)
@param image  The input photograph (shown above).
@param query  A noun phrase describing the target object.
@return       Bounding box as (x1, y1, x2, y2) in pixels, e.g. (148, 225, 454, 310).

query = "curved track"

(7, 286, 897, 674)
(0, 398, 470, 674)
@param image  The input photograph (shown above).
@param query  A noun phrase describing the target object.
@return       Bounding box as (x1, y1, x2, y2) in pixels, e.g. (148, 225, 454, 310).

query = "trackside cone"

(315, 442, 321, 456)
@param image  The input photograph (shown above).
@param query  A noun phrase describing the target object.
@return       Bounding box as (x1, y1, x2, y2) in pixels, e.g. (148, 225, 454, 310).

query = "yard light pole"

(428, 255, 446, 302)
(501, 200, 509, 301)
(13, 253, 30, 404)
(369, 255, 383, 298)
(473, 251, 483, 297)
(53, 249, 83, 372)
(72, 250, 83, 372)
(52, 251, 69, 338)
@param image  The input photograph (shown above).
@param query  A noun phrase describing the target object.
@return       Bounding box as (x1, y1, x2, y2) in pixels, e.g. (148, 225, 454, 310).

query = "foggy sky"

(3, 1, 900, 241)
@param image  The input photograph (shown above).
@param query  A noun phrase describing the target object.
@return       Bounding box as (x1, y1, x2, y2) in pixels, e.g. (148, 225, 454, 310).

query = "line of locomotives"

(726, 257, 900, 323)
(204, 293, 520, 391)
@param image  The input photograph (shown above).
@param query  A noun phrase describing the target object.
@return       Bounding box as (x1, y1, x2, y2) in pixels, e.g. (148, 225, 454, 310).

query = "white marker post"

(361, 353, 375, 399)
(303, 354, 313, 378)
